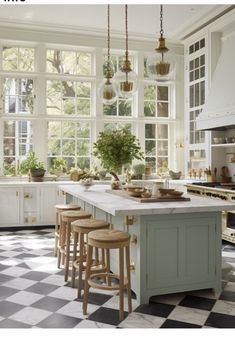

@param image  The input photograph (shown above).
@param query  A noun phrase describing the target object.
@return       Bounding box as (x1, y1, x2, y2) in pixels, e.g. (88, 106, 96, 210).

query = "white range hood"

(196, 33, 235, 131)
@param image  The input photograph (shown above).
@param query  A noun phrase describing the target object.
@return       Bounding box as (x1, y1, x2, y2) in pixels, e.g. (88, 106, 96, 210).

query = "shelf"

(211, 143, 235, 148)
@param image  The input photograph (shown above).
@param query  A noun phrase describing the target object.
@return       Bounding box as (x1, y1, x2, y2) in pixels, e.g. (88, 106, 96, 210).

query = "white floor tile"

(2, 277, 37, 290)
(75, 320, 115, 328)
(119, 312, 165, 328)
(224, 282, 235, 292)
(103, 294, 139, 311)
(0, 251, 21, 258)
(40, 274, 66, 286)
(6, 290, 44, 305)
(212, 299, 235, 316)
(9, 307, 52, 325)
(0, 266, 29, 277)
(0, 258, 22, 267)
(57, 300, 99, 319)
(34, 263, 59, 274)
(48, 286, 77, 301)
(168, 306, 210, 325)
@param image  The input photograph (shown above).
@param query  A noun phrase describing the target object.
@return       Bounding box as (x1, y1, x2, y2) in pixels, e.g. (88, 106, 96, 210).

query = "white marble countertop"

(59, 184, 235, 216)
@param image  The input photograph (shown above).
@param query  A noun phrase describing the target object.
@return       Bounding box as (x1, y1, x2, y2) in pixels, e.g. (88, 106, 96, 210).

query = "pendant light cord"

(107, 5, 110, 65)
(160, 4, 163, 39)
(125, 4, 128, 62)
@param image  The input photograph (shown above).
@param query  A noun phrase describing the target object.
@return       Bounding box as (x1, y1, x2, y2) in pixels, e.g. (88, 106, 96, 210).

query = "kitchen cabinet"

(0, 183, 65, 227)
(0, 187, 20, 226)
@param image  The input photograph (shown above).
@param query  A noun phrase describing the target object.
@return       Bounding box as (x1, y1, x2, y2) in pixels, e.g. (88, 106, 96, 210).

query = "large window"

(0, 41, 176, 177)
(47, 121, 91, 170)
(2, 46, 35, 72)
(46, 80, 91, 116)
(145, 124, 169, 174)
(144, 84, 169, 118)
(3, 78, 34, 114)
(3, 120, 33, 175)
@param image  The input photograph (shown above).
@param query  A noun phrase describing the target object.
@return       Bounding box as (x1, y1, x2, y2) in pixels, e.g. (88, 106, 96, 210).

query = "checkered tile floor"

(0, 227, 235, 328)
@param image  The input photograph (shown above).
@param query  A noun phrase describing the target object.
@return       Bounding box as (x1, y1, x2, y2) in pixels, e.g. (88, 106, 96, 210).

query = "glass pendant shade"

(147, 43, 176, 82)
(98, 77, 118, 105)
(114, 65, 137, 99)
(146, 5, 176, 82)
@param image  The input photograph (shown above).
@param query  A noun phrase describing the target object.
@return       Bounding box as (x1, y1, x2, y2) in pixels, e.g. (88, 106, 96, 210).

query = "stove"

(186, 182, 235, 243)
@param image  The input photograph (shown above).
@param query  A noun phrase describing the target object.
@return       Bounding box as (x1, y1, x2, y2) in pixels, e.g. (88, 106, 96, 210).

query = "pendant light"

(114, 5, 137, 98)
(98, 5, 118, 105)
(146, 5, 175, 82)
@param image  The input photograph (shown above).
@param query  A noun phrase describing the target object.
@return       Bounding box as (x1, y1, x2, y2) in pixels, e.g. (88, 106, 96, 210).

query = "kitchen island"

(59, 183, 235, 304)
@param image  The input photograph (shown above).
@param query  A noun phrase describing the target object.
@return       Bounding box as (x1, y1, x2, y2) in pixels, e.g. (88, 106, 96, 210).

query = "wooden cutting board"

(106, 190, 190, 203)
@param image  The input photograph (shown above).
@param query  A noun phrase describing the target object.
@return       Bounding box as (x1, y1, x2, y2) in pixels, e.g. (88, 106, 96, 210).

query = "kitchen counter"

(60, 183, 234, 304)
(59, 184, 235, 216)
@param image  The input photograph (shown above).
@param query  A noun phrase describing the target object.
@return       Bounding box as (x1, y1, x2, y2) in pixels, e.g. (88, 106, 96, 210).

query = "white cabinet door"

(40, 186, 64, 224)
(0, 187, 20, 226)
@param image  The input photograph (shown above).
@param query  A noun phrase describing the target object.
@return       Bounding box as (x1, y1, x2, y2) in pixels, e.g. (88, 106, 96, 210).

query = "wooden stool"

(83, 229, 132, 321)
(58, 210, 92, 281)
(54, 204, 81, 256)
(71, 218, 110, 297)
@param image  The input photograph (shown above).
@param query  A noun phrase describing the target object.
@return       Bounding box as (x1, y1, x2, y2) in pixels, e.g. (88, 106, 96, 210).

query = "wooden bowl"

(159, 188, 175, 196)
(168, 190, 184, 197)
(127, 187, 145, 193)
(127, 191, 142, 198)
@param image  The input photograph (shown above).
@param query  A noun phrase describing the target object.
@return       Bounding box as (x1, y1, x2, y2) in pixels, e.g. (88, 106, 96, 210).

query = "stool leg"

(125, 245, 132, 313)
(54, 211, 59, 256)
(64, 221, 71, 282)
(119, 247, 124, 321)
(71, 231, 78, 288)
(61, 221, 66, 266)
(83, 244, 93, 315)
(106, 249, 111, 286)
(57, 220, 64, 269)
(77, 232, 85, 298)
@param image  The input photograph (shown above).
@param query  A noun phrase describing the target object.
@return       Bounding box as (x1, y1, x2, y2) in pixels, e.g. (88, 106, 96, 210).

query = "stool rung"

(88, 272, 128, 291)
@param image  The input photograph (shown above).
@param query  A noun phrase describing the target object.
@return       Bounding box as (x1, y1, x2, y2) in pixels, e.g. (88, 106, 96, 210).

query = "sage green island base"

(59, 184, 235, 305)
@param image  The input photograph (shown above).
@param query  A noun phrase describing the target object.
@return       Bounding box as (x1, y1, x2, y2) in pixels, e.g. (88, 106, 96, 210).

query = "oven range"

(186, 182, 235, 244)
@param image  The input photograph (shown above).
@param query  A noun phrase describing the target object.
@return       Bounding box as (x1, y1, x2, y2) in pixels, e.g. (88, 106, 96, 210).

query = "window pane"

(145, 140, 156, 156)
(48, 139, 61, 156)
(157, 102, 168, 117)
(77, 122, 90, 138)
(157, 86, 168, 101)
(145, 124, 155, 139)
(77, 99, 90, 116)
(19, 48, 34, 71)
(144, 85, 155, 100)
(157, 124, 168, 139)
(77, 157, 90, 170)
(119, 100, 132, 116)
(48, 121, 61, 138)
(103, 102, 117, 116)
(3, 47, 18, 70)
(4, 120, 15, 137)
(77, 52, 91, 75)
(157, 140, 168, 156)
(62, 139, 75, 156)
(144, 102, 155, 117)
(62, 122, 76, 138)
(77, 139, 90, 156)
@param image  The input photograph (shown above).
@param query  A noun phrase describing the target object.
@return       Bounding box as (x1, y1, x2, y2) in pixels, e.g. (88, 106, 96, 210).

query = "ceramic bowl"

(159, 188, 175, 195)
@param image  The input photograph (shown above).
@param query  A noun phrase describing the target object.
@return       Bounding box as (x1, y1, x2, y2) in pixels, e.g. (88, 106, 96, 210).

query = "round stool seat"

(62, 210, 91, 220)
(88, 229, 130, 248)
(55, 204, 80, 211)
(72, 219, 109, 232)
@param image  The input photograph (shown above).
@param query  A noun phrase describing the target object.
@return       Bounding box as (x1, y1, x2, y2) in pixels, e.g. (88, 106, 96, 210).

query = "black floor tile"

(179, 295, 216, 311)
(75, 292, 113, 306)
(87, 307, 128, 325)
(22, 271, 51, 281)
(37, 313, 82, 328)
(161, 319, 202, 328)
(16, 253, 39, 259)
(135, 302, 175, 318)
(26, 282, 59, 295)
(0, 301, 25, 317)
(0, 264, 9, 272)
(0, 319, 31, 328)
(205, 312, 235, 328)
(16, 263, 31, 270)
(0, 286, 18, 300)
(219, 290, 235, 302)
(0, 274, 14, 285)
(31, 296, 70, 312)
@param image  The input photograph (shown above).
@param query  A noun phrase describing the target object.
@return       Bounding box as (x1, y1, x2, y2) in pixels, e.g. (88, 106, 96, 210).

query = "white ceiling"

(0, 4, 230, 42)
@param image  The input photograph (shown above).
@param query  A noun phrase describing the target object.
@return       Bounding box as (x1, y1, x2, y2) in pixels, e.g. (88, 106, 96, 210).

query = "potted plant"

(93, 128, 144, 185)
(50, 158, 67, 178)
(20, 151, 45, 182)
